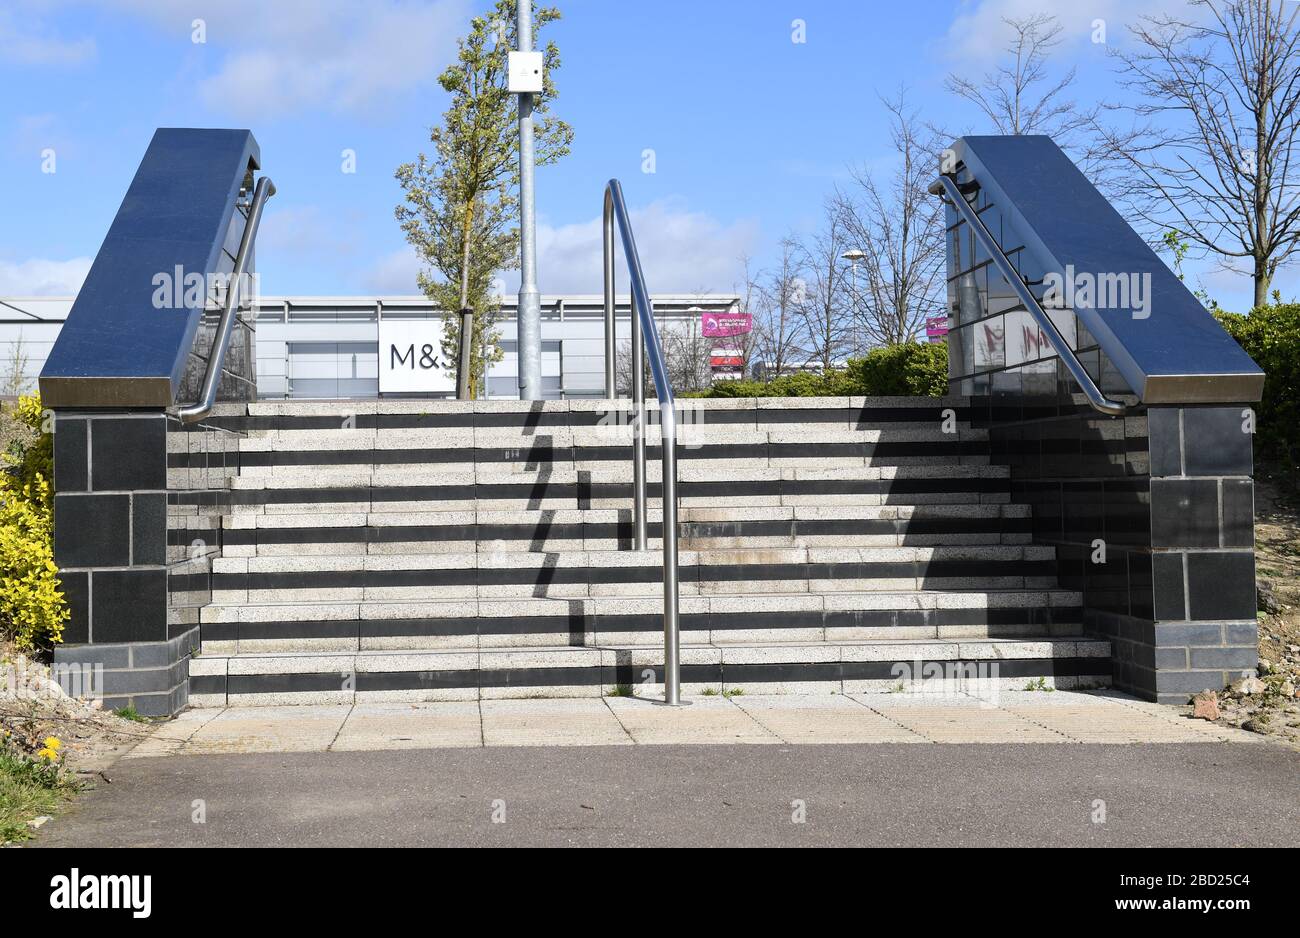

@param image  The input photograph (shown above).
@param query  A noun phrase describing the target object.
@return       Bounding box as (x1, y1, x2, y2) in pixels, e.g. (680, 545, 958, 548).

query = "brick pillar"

(1144, 405, 1257, 703)
(51, 411, 194, 716)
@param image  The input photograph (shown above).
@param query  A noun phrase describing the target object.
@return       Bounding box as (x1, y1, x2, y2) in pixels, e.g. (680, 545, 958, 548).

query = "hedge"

(1216, 304, 1299, 481)
(691, 343, 948, 399)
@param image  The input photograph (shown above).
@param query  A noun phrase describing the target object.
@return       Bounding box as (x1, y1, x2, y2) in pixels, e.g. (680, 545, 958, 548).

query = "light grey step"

(196, 588, 1086, 654)
(187, 635, 1111, 708)
(218, 502, 1035, 556)
(206, 543, 1061, 604)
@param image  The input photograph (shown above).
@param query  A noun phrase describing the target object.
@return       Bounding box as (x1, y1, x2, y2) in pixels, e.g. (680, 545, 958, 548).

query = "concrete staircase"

(185, 397, 1111, 706)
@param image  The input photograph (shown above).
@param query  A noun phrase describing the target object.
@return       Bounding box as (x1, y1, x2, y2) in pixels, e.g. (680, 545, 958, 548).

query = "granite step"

(187, 636, 1113, 707)
(196, 588, 1086, 654)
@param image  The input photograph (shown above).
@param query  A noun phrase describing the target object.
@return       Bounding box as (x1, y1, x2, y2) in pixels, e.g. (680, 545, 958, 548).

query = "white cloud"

(361, 199, 759, 297)
(364, 247, 424, 294)
(97, 0, 471, 119)
(940, 0, 1192, 65)
(0, 9, 95, 66)
(530, 199, 759, 295)
(0, 257, 92, 295)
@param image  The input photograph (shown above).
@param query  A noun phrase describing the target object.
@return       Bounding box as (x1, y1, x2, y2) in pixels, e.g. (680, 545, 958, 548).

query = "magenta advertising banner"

(702, 312, 753, 338)
(925, 314, 949, 343)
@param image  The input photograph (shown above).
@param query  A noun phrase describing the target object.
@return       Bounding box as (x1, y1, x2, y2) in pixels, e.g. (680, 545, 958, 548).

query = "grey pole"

(631, 295, 647, 551)
(603, 190, 616, 399)
(457, 307, 475, 400)
(659, 400, 680, 704)
(516, 1, 542, 400)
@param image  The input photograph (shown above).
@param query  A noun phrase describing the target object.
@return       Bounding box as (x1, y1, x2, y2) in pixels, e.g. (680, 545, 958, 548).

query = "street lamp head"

(840, 249, 867, 262)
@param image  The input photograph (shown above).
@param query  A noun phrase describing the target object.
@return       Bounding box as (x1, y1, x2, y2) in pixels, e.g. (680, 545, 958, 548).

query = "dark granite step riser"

(210, 558, 1058, 594)
(212, 516, 1033, 551)
(199, 605, 1087, 646)
(191, 656, 1110, 702)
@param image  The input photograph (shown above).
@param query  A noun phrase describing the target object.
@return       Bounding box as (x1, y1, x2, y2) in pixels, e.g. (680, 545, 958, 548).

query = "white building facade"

(2, 293, 741, 399)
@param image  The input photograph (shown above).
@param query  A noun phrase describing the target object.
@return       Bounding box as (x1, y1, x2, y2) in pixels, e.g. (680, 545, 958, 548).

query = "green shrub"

(0, 476, 66, 651)
(691, 342, 948, 399)
(850, 343, 949, 397)
(1216, 304, 1299, 481)
(0, 395, 51, 503)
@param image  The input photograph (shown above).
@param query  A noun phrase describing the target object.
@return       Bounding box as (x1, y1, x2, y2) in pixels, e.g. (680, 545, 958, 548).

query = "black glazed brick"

(1146, 407, 1181, 477)
(1154, 621, 1223, 646)
(1189, 646, 1257, 670)
(131, 493, 167, 565)
(1127, 550, 1153, 620)
(1149, 479, 1219, 548)
(1221, 479, 1254, 548)
(54, 493, 130, 567)
(58, 570, 89, 645)
(91, 569, 167, 643)
(90, 415, 167, 491)
(53, 416, 88, 492)
(1182, 407, 1253, 476)
(1185, 551, 1255, 622)
(1151, 552, 1186, 621)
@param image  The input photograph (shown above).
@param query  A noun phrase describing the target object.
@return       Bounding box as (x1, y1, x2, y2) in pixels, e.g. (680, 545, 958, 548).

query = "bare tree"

(793, 202, 854, 372)
(1091, 0, 1300, 307)
(3, 335, 31, 399)
(836, 92, 946, 346)
(945, 13, 1096, 150)
(751, 237, 810, 379)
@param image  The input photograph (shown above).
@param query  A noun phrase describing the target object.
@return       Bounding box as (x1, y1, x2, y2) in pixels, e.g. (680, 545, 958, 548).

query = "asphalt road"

(31, 743, 1300, 848)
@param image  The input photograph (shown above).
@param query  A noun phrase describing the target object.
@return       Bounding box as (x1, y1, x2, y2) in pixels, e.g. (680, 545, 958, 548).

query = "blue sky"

(1, 0, 1294, 312)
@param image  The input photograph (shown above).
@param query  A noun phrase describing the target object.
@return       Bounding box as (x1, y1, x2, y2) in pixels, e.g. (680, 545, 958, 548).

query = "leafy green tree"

(395, 1, 572, 397)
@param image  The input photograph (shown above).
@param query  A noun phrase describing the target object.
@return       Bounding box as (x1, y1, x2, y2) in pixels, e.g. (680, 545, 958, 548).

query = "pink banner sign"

(702, 312, 752, 338)
(925, 315, 949, 342)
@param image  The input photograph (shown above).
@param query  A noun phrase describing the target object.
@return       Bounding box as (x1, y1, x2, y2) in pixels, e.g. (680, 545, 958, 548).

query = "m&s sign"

(378, 320, 455, 393)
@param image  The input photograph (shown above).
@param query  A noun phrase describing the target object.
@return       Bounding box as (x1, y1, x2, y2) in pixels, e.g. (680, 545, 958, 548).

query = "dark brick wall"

(50, 405, 244, 716)
(944, 179, 1259, 704)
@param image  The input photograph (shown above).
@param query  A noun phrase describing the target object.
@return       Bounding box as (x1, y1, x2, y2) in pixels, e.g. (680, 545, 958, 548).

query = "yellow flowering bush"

(0, 394, 66, 651)
(0, 476, 66, 651)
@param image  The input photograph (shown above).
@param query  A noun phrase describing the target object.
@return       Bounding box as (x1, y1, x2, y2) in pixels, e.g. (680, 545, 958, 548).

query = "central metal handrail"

(603, 178, 682, 706)
(930, 173, 1127, 417)
(178, 175, 276, 423)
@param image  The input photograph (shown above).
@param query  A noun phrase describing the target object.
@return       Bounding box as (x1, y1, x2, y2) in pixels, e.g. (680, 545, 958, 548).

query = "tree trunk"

(1254, 266, 1269, 310)
(459, 202, 476, 396)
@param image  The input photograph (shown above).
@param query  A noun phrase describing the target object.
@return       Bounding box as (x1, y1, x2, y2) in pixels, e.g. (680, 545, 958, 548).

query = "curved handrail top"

(605, 179, 674, 409)
(177, 175, 275, 424)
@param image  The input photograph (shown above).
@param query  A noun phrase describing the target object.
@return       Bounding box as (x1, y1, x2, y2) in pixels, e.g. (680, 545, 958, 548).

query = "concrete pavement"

(123, 690, 1257, 756)
(29, 690, 1296, 848)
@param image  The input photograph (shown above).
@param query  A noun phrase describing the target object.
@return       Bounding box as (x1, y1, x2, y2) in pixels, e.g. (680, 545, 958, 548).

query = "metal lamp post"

(514, 2, 542, 400)
(841, 248, 866, 357)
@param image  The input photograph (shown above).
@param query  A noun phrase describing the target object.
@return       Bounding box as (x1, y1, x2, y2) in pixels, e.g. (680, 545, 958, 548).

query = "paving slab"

(603, 696, 781, 745)
(731, 695, 927, 744)
(181, 705, 352, 754)
(332, 702, 482, 751)
(122, 709, 223, 759)
(852, 694, 1066, 743)
(1000, 705, 1215, 744)
(480, 699, 631, 747)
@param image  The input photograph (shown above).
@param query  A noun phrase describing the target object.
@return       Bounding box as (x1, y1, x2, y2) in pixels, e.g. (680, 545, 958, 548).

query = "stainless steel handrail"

(603, 178, 682, 706)
(178, 175, 276, 423)
(930, 173, 1127, 417)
